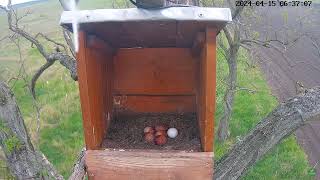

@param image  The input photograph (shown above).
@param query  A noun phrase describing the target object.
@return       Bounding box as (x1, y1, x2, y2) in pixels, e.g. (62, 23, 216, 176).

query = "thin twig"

(33, 33, 68, 53)
(30, 60, 56, 99)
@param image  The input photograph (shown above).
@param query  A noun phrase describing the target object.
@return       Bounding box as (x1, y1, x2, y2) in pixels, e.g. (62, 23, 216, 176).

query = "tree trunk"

(215, 87, 320, 179)
(68, 148, 86, 180)
(218, 46, 238, 141)
(0, 81, 63, 179)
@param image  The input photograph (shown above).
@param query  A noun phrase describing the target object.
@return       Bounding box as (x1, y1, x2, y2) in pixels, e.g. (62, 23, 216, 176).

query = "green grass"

(214, 47, 313, 179)
(0, 0, 315, 179)
(1, 66, 83, 178)
(9, 63, 83, 177)
(40, 112, 83, 177)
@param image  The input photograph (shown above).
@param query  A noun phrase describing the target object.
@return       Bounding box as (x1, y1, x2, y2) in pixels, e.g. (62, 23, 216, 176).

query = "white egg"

(167, 128, 178, 138)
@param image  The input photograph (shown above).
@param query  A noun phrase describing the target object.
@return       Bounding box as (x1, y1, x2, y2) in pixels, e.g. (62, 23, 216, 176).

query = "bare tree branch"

(1, 0, 78, 99)
(33, 33, 68, 53)
(240, 39, 288, 47)
(30, 60, 55, 98)
(223, 27, 233, 47)
(3, 1, 49, 59)
(30, 52, 77, 98)
(215, 2, 243, 141)
(51, 52, 78, 81)
(63, 29, 76, 58)
(39, 152, 64, 180)
(69, 148, 86, 180)
(232, 6, 244, 20)
(309, 36, 320, 57)
(215, 87, 320, 179)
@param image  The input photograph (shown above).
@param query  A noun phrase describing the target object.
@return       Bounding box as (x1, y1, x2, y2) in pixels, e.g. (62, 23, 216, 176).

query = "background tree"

(201, 0, 309, 141)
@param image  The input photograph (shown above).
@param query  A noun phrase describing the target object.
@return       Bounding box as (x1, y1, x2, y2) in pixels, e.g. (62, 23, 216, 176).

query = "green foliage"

(4, 136, 22, 153)
(252, 31, 260, 40)
(307, 167, 316, 176)
(0, 119, 22, 154)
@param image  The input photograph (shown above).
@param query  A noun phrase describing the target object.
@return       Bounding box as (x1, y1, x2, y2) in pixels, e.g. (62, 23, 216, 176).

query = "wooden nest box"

(61, 7, 231, 180)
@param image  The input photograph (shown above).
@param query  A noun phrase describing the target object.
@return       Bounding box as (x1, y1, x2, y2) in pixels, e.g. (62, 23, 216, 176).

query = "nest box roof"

(60, 7, 232, 48)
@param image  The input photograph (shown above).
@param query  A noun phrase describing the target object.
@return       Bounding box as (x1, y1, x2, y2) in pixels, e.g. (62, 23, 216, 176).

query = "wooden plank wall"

(113, 48, 197, 113)
(77, 32, 114, 150)
(113, 95, 196, 113)
(86, 150, 213, 180)
(197, 28, 216, 152)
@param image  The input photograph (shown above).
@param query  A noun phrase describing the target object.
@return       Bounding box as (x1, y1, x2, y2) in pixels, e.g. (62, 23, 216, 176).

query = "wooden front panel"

(197, 28, 216, 152)
(86, 150, 213, 180)
(113, 95, 196, 113)
(77, 32, 113, 150)
(113, 48, 197, 95)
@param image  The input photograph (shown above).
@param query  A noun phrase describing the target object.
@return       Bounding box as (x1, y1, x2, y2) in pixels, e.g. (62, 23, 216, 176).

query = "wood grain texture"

(113, 95, 196, 113)
(114, 48, 197, 95)
(77, 31, 113, 150)
(85, 150, 213, 180)
(197, 28, 216, 152)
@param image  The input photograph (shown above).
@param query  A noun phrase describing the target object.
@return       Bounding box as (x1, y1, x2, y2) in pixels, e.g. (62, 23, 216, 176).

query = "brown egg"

(155, 130, 167, 137)
(144, 132, 155, 144)
(155, 124, 168, 132)
(144, 126, 155, 134)
(155, 135, 167, 145)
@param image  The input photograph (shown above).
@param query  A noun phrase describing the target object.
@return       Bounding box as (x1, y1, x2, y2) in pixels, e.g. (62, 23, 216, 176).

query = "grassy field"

(215, 49, 314, 179)
(0, 0, 315, 179)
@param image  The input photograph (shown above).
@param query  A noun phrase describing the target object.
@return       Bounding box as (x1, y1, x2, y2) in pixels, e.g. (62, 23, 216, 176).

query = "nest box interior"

(77, 31, 216, 151)
(61, 7, 231, 179)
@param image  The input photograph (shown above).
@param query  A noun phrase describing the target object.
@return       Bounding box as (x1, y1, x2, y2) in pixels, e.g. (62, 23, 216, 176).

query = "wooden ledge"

(85, 149, 213, 180)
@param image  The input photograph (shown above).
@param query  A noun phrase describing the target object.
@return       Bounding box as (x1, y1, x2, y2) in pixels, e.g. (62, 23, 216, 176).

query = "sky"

(0, 0, 36, 6)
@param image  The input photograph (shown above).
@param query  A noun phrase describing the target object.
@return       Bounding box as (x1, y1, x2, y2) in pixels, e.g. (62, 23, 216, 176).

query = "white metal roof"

(59, 7, 232, 48)
(60, 7, 232, 25)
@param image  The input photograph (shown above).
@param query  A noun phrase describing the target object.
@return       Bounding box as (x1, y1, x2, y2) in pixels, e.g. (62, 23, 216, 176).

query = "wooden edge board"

(85, 150, 213, 180)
